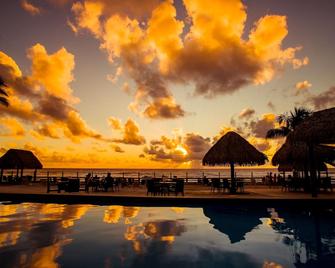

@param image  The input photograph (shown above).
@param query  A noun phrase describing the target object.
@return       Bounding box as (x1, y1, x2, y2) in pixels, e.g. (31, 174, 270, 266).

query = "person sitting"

(85, 173, 92, 192)
(103, 173, 114, 192)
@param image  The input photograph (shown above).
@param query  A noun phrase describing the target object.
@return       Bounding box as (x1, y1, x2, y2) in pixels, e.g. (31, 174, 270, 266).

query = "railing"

(1, 168, 334, 185)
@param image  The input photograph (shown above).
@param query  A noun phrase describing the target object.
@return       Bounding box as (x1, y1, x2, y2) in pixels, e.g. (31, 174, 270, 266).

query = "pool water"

(0, 202, 335, 268)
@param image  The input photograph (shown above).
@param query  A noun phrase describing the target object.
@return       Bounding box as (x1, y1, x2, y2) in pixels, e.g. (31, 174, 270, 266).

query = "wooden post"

(77, 171, 79, 179)
(47, 171, 50, 193)
(309, 143, 318, 197)
(186, 172, 188, 184)
(33, 169, 37, 182)
(230, 162, 236, 193)
(62, 171, 64, 178)
(20, 169, 23, 178)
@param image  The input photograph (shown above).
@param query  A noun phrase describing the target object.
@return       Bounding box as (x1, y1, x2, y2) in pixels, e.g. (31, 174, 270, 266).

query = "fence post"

(47, 171, 50, 193)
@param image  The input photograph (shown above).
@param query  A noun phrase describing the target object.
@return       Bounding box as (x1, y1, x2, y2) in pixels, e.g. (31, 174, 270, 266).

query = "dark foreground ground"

(0, 183, 334, 207)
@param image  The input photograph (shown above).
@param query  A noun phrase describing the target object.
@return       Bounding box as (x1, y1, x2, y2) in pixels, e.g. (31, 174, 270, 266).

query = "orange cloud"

(239, 108, 255, 119)
(144, 131, 211, 164)
(0, 46, 110, 143)
(111, 118, 146, 145)
(71, 0, 306, 119)
(249, 113, 276, 138)
(0, 118, 25, 137)
(295, 80, 312, 90)
(108, 116, 122, 130)
(31, 123, 61, 140)
(28, 43, 78, 103)
(21, 0, 41, 16)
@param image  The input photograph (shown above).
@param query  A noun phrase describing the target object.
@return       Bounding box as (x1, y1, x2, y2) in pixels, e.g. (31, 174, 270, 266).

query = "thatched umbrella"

(0, 149, 43, 181)
(272, 140, 335, 171)
(292, 107, 335, 144)
(203, 132, 267, 193)
(291, 107, 335, 196)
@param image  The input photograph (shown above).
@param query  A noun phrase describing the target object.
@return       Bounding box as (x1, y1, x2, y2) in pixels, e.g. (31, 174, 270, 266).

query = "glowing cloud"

(71, 0, 306, 119)
(109, 117, 146, 145)
(295, 80, 312, 90)
(0, 46, 110, 143)
(21, 0, 41, 16)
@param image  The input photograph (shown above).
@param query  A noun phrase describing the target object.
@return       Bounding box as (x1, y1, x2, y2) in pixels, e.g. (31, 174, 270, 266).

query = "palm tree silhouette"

(266, 107, 312, 139)
(0, 76, 9, 107)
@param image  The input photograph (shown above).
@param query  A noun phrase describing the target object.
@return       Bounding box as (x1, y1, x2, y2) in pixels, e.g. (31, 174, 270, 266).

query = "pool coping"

(1, 192, 335, 208)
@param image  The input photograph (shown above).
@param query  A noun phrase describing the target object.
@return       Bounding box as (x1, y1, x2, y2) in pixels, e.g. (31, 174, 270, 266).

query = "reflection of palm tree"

(266, 107, 312, 139)
(0, 76, 9, 107)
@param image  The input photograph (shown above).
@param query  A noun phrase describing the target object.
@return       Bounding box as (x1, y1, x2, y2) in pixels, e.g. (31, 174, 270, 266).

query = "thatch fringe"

(203, 132, 267, 166)
(0, 149, 43, 169)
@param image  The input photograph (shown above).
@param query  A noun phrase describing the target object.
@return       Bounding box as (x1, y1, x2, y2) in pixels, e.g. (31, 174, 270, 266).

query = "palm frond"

(0, 88, 8, 96)
(0, 96, 9, 107)
(266, 127, 290, 139)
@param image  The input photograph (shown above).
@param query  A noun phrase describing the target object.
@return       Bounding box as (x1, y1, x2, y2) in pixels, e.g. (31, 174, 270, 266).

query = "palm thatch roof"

(203, 132, 267, 166)
(0, 149, 43, 169)
(292, 107, 335, 144)
(279, 162, 328, 172)
(272, 136, 335, 168)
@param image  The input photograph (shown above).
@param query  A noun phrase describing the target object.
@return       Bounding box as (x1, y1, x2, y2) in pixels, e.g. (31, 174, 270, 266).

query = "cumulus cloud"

(21, 0, 41, 15)
(295, 80, 312, 91)
(249, 113, 276, 138)
(112, 145, 125, 153)
(108, 116, 122, 130)
(0, 118, 25, 137)
(0, 45, 109, 143)
(71, 0, 306, 119)
(239, 108, 255, 119)
(31, 123, 61, 140)
(109, 117, 146, 145)
(28, 43, 78, 103)
(144, 132, 211, 163)
(306, 86, 335, 110)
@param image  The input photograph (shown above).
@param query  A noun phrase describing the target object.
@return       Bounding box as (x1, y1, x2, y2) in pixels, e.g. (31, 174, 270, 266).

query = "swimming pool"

(0, 201, 334, 267)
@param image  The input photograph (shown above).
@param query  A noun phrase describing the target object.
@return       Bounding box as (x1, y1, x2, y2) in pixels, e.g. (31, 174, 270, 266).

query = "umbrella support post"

(230, 162, 236, 194)
(309, 143, 318, 197)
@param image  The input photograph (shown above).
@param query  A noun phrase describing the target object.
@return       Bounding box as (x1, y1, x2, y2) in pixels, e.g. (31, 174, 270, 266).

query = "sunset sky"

(0, 0, 334, 168)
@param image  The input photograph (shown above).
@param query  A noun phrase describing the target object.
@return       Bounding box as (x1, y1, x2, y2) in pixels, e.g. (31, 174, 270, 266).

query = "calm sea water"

(0, 201, 335, 268)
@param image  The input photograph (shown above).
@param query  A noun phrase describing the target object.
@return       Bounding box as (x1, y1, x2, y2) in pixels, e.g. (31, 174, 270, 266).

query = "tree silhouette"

(0, 76, 9, 107)
(266, 107, 312, 139)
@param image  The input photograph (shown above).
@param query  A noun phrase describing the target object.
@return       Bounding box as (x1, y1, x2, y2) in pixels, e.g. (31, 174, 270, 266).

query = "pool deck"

(0, 183, 335, 206)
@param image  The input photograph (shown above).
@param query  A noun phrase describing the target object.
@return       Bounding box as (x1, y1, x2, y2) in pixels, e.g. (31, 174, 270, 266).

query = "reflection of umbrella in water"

(203, 132, 267, 193)
(270, 208, 335, 264)
(203, 206, 267, 244)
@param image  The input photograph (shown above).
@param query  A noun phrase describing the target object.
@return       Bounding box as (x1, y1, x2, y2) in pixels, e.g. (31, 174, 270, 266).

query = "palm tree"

(266, 107, 312, 139)
(0, 76, 9, 107)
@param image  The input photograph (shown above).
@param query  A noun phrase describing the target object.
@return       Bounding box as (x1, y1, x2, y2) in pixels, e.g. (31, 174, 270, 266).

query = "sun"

(176, 145, 188, 156)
